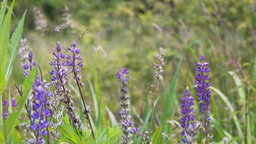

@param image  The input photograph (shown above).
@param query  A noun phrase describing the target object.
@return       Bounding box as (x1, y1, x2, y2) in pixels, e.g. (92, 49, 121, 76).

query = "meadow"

(0, 0, 255, 143)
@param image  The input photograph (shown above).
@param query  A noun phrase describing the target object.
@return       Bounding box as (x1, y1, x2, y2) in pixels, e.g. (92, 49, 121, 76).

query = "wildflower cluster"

(18, 39, 37, 76)
(66, 41, 94, 136)
(116, 68, 134, 144)
(50, 42, 84, 131)
(180, 55, 212, 143)
(195, 55, 212, 142)
(2, 98, 17, 120)
(150, 47, 165, 99)
(30, 76, 51, 144)
(181, 88, 196, 144)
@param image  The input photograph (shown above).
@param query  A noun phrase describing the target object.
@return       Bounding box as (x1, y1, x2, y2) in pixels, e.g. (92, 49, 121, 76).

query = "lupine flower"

(181, 87, 196, 144)
(116, 68, 133, 144)
(2, 98, 17, 120)
(18, 39, 37, 76)
(150, 47, 165, 98)
(30, 76, 51, 144)
(195, 55, 212, 142)
(65, 41, 95, 138)
(49, 42, 84, 132)
(66, 42, 83, 76)
(2, 99, 9, 120)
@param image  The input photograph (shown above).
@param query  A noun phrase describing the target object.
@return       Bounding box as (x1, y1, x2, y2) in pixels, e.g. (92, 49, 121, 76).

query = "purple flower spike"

(181, 87, 196, 144)
(30, 76, 51, 144)
(18, 39, 37, 76)
(196, 55, 212, 142)
(66, 42, 83, 75)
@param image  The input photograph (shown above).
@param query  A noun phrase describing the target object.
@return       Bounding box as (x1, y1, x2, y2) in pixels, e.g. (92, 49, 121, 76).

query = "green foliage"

(0, 0, 26, 132)
(59, 122, 122, 144)
(210, 86, 243, 141)
(5, 11, 26, 80)
(5, 68, 36, 139)
(0, 0, 14, 74)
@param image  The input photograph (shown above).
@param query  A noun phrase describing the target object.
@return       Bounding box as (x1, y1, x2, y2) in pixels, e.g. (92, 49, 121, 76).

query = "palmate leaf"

(0, 0, 14, 72)
(5, 68, 36, 139)
(5, 11, 26, 80)
(58, 122, 80, 143)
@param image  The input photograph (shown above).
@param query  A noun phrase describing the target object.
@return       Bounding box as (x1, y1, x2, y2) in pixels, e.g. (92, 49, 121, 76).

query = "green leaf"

(5, 68, 36, 139)
(11, 130, 22, 144)
(88, 79, 99, 125)
(0, 70, 6, 93)
(212, 117, 232, 139)
(105, 107, 117, 126)
(151, 126, 162, 144)
(58, 122, 80, 143)
(107, 127, 121, 142)
(228, 71, 246, 100)
(0, 0, 14, 72)
(0, 0, 7, 26)
(5, 11, 26, 80)
(247, 114, 252, 144)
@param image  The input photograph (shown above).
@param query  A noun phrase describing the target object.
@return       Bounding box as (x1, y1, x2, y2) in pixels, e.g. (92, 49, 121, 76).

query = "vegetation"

(0, 0, 255, 143)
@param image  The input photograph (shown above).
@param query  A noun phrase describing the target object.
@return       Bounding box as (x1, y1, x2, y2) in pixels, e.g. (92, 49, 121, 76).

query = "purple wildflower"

(196, 55, 212, 142)
(50, 42, 69, 90)
(116, 68, 134, 144)
(2, 100, 9, 119)
(2, 98, 17, 120)
(49, 42, 85, 133)
(181, 88, 196, 144)
(18, 39, 37, 76)
(30, 76, 51, 144)
(65, 42, 84, 75)
(65, 42, 94, 137)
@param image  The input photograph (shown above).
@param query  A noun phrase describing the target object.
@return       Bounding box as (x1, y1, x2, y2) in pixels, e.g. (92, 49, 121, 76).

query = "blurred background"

(8, 0, 256, 142)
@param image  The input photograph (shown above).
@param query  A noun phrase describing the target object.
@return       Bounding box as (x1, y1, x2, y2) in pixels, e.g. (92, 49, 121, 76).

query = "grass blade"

(161, 58, 183, 123)
(105, 107, 117, 126)
(88, 79, 99, 126)
(228, 71, 245, 100)
(210, 86, 243, 140)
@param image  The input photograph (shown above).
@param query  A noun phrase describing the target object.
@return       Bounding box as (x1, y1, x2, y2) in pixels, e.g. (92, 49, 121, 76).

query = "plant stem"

(73, 66, 95, 140)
